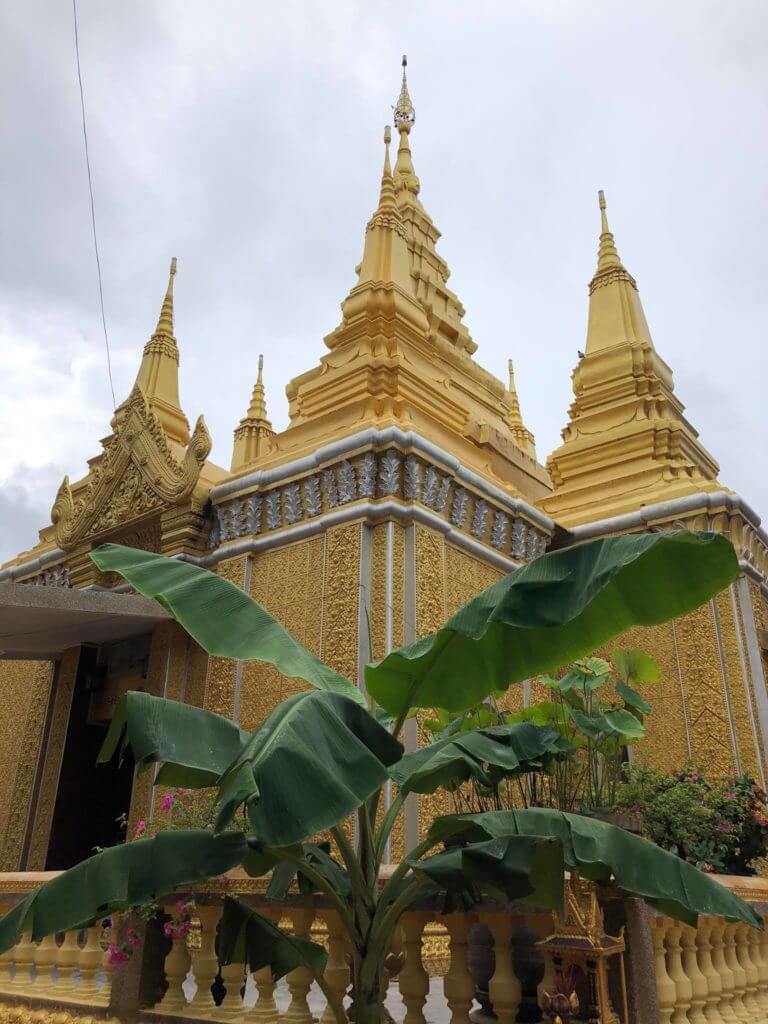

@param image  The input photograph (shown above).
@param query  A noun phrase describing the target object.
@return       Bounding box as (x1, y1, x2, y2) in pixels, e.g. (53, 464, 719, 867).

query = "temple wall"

(0, 659, 55, 870)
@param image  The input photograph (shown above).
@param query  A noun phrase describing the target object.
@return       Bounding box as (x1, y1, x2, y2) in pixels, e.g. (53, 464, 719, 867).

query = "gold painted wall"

(0, 659, 54, 870)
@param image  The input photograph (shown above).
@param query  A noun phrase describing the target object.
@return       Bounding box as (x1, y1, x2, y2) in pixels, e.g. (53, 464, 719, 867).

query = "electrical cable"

(72, 0, 116, 407)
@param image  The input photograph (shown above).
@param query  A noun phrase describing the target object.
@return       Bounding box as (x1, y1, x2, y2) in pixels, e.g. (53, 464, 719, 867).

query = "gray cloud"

(1, 0, 766, 564)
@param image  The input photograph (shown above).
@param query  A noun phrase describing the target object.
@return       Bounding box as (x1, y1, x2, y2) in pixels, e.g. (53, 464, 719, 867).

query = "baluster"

(11, 932, 35, 993)
(188, 905, 221, 1016)
(55, 929, 81, 994)
(680, 925, 708, 1024)
(319, 911, 350, 1024)
(32, 933, 58, 995)
(219, 958, 246, 1020)
(666, 921, 693, 1024)
(652, 918, 677, 1024)
(537, 950, 557, 1018)
(75, 925, 106, 1003)
(709, 921, 739, 1024)
(749, 922, 768, 1016)
(248, 908, 280, 1024)
(479, 913, 521, 1024)
(0, 913, 17, 992)
(444, 913, 476, 1024)
(696, 920, 726, 1024)
(155, 917, 192, 1015)
(722, 923, 750, 1022)
(283, 909, 316, 1024)
(734, 924, 761, 1019)
(398, 911, 430, 1024)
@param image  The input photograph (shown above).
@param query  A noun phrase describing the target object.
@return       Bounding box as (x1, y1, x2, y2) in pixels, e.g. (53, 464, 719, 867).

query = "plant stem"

(272, 848, 357, 941)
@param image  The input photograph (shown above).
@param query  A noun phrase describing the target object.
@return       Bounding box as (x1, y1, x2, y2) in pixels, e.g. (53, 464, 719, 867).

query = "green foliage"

(617, 766, 768, 876)
(365, 532, 738, 719)
(0, 530, 754, 1024)
(509, 648, 660, 812)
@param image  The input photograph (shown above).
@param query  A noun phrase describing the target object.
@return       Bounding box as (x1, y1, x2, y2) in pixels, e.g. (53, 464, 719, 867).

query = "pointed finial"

(245, 353, 270, 422)
(508, 358, 516, 391)
(595, 190, 621, 271)
(393, 54, 415, 132)
(257, 353, 264, 384)
(384, 125, 392, 174)
(156, 257, 177, 335)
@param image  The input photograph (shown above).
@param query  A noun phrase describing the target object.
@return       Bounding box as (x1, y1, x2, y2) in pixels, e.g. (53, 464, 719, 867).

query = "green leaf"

(426, 808, 761, 928)
(615, 680, 652, 715)
(390, 722, 563, 795)
(0, 830, 250, 954)
(365, 532, 738, 718)
(90, 544, 364, 705)
(219, 896, 327, 980)
(99, 691, 250, 787)
(613, 649, 661, 685)
(410, 835, 565, 910)
(602, 709, 646, 740)
(216, 691, 403, 847)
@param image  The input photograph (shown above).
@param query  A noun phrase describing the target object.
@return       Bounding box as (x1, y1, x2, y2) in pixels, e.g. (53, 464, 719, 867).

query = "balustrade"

(0, 875, 767, 1024)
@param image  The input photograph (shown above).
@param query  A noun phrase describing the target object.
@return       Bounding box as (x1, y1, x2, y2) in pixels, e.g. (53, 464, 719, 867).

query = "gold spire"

(231, 353, 275, 471)
(350, 125, 417, 297)
(595, 190, 622, 272)
(505, 359, 536, 458)
(542, 193, 720, 525)
(393, 55, 415, 131)
(133, 257, 190, 445)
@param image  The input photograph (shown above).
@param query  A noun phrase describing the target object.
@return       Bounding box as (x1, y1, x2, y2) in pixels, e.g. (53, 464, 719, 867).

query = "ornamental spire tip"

(393, 54, 415, 132)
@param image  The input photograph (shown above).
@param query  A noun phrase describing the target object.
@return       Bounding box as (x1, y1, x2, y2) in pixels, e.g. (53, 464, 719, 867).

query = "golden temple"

(1, 59, 767, 872)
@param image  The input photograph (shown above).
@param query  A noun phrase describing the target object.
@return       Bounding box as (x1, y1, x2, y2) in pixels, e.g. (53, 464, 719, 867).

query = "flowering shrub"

(163, 899, 195, 942)
(617, 766, 768, 875)
(102, 918, 142, 966)
(130, 787, 218, 842)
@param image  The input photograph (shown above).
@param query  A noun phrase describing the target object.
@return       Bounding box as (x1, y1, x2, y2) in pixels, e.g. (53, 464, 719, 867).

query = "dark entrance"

(45, 635, 150, 870)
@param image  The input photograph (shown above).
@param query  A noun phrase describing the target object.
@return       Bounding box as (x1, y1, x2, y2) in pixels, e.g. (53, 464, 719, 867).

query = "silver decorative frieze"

(265, 491, 282, 531)
(303, 475, 321, 517)
(357, 453, 376, 498)
(337, 461, 357, 503)
(491, 511, 508, 551)
(378, 451, 401, 496)
(404, 456, 421, 500)
(451, 488, 469, 528)
(322, 467, 340, 508)
(208, 448, 552, 564)
(25, 565, 71, 588)
(471, 498, 488, 539)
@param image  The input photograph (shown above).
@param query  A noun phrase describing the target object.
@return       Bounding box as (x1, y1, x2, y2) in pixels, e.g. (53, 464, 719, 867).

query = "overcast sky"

(1, 1, 766, 564)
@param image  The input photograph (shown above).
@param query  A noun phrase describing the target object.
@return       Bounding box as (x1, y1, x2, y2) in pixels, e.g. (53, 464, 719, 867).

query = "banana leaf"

(90, 544, 364, 705)
(0, 830, 250, 953)
(390, 721, 564, 795)
(219, 896, 327, 979)
(216, 691, 403, 846)
(409, 835, 565, 911)
(99, 691, 250, 787)
(365, 532, 738, 717)
(427, 808, 760, 928)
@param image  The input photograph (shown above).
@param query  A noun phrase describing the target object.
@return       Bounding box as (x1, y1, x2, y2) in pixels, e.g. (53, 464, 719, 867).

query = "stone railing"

(1, 873, 767, 1024)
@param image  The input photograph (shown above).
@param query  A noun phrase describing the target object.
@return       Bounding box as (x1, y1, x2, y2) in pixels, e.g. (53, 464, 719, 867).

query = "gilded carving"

(322, 524, 362, 682)
(714, 590, 760, 778)
(0, 661, 55, 871)
(368, 525, 389, 663)
(239, 537, 325, 732)
(202, 557, 247, 720)
(50, 383, 211, 550)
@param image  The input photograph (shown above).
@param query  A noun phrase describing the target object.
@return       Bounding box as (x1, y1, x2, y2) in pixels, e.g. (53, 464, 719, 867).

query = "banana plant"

(0, 531, 759, 1024)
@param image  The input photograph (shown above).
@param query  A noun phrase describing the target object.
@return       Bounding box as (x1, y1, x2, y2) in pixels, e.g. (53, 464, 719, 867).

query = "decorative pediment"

(51, 384, 211, 550)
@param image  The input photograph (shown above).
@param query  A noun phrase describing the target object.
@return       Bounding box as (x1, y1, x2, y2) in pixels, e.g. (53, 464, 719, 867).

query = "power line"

(72, 0, 116, 407)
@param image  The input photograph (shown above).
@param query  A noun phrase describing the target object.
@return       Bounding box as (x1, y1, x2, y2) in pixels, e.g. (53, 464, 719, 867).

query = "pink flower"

(133, 819, 147, 839)
(163, 922, 173, 937)
(106, 944, 130, 966)
(161, 792, 174, 813)
(700, 863, 716, 873)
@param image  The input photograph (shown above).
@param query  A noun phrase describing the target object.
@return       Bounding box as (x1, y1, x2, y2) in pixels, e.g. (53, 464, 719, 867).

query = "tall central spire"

(133, 258, 190, 445)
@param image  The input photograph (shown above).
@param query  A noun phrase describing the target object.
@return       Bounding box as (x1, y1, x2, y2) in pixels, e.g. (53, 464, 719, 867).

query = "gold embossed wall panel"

(0, 660, 55, 870)
(715, 590, 760, 778)
(239, 536, 326, 733)
(322, 523, 362, 681)
(23, 649, 80, 870)
(203, 556, 247, 719)
(369, 525, 389, 663)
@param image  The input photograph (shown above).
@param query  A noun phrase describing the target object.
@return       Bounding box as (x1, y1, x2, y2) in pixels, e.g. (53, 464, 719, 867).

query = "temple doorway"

(45, 635, 150, 870)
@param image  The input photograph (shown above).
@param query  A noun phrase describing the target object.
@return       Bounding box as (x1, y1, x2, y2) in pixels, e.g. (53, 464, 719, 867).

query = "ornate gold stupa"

(0, 60, 766, 874)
